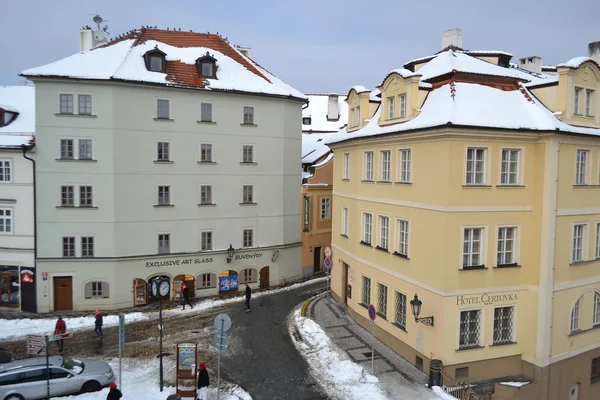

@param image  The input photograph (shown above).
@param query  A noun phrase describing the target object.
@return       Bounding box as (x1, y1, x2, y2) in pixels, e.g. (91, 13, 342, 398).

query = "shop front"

(0, 266, 19, 307)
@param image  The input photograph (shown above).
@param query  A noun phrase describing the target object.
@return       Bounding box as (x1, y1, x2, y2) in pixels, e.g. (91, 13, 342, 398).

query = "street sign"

(26, 335, 46, 356)
(368, 304, 376, 321)
(214, 313, 232, 332)
(324, 246, 332, 258)
(212, 332, 230, 349)
(48, 333, 73, 342)
(324, 257, 332, 270)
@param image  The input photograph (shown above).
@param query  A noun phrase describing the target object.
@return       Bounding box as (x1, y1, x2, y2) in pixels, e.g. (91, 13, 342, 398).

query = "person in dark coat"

(245, 284, 251, 312)
(196, 362, 209, 400)
(181, 281, 194, 310)
(106, 382, 122, 400)
(94, 309, 103, 338)
(54, 316, 66, 352)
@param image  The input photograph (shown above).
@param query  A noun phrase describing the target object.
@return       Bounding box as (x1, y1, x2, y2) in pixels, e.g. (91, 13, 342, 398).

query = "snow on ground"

(430, 386, 459, 400)
(499, 381, 530, 388)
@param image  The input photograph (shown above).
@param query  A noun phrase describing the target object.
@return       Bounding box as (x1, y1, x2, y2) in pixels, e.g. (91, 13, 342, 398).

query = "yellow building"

(327, 31, 600, 400)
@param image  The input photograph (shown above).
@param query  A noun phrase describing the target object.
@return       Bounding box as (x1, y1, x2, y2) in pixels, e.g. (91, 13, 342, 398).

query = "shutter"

(210, 273, 216, 288)
(103, 282, 110, 298)
(252, 268, 257, 282)
(84, 282, 92, 299)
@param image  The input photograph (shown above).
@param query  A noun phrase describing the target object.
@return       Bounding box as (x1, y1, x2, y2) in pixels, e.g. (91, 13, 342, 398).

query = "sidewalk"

(306, 294, 439, 399)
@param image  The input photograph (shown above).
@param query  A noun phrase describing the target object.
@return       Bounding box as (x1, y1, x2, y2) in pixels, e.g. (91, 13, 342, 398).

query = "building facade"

(327, 31, 600, 400)
(22, 28, 306, 312)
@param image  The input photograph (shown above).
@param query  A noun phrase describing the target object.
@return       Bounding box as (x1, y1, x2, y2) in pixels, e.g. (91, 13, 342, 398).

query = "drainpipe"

(21, 144, 37, 312)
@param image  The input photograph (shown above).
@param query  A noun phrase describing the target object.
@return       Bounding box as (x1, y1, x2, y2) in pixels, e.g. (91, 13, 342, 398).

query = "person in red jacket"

(54, 317, 66, 353)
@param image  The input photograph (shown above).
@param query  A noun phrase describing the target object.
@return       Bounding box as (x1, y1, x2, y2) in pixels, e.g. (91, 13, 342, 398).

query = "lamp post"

(226, 244, 234, 263)
(410, 294, 434, 326)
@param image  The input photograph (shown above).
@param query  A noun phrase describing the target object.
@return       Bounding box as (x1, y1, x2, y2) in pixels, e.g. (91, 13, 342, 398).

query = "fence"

(439, 370, 481, 400)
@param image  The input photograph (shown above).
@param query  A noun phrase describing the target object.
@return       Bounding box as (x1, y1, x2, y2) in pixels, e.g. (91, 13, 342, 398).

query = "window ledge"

(340, 234, 349, 238)
(197, 120, 216, 124)
(359, 303, 369, 309)
(56, 206, 98, 210)
(153, 118, 174, 122)
(456, 345, 485, 352)
(197, 203, 217, 207)
(393, 251, 409, 260)
(198, 286, 217, 290)
(570, 259, 599, 266)
(496, 185, 525, 188)
(376, 312, 387, 320)
(376, 180, 392, 184)
(375, 246, 389, 253)
(240, 162, 258, 165)
(462, 185, 492, 188)
(197, 161, 216, 164)
(489, 341, 517, 347)
(573, 184, 600, 188)
(55, 158, 98, 162)
(494, 263, 521, 269)
(395, 181, 412, 185)
(568, 324, 600, 337)
(240, 123, 258, 127)
(392, 322, 407, 332)
(361, 180, 375, 183)
(154, 160, 174, 164)
(341, 178, 350, 181)
(55, 113, 97, 118)
(239, 202, 257, 206)
(460, 265, 487, 271)
(360, 241, 372, 248)
(154, 204, 175, 208)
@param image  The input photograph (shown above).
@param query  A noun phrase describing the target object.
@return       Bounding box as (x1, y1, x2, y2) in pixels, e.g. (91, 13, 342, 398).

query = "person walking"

(106, 382, 122, 400)
(181, 281, 193, 310)
(54, 316, 66, 353)
(196, 362, 209, 400)
(94, 309, 103, 338)
(245, 283, 251, 312)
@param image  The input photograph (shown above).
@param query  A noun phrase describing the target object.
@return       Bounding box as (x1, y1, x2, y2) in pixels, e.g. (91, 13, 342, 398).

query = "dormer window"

(196, 52, 217, 79)
(302, 117, 311, 125)
(144, 47, 167, 73)
(150, 56, 163, 71)
(0, 108, 17, 128)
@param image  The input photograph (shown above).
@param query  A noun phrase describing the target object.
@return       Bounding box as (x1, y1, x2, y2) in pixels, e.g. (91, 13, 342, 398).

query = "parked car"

(0, 355, 115, 400)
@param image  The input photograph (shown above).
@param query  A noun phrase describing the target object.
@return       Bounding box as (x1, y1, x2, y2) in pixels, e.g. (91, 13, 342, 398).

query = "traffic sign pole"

(368, 305, 376, 375)
(45, 335, 50, 400)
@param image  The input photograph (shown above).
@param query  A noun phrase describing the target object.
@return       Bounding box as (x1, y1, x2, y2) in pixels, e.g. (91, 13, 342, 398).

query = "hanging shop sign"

(20, 269, 34, 283)
(303, 196, 310, 231)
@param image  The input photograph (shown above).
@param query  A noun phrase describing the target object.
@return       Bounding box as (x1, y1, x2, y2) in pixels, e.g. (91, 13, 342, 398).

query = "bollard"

(166, 394, 181, 400)
(428, 359, 443, 388)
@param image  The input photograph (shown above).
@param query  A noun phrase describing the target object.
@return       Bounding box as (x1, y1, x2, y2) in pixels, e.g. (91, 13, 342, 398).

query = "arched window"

(594, 291, 600, 326)
(197, 273, 217, 289)
(570, 298, 580, 333)
(84, 281, 110, 299)
(239, 268, 257, 284)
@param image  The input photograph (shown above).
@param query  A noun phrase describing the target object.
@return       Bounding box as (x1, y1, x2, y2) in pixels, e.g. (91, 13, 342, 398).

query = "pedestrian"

(94, 309, 103, 338)
(54, 316, 66, 353)
(106, 382, 122, 400)
(197, 362, 209, 400)
(181, 281, 194, 310)
(245, 283, 251, 312)
(178, 281, 184, 306)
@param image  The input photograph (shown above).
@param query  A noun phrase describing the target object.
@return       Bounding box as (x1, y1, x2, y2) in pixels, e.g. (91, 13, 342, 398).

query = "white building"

(302, 94, 348, 134)
(21, 28, 306, 312)
(0, 85, 35, 311)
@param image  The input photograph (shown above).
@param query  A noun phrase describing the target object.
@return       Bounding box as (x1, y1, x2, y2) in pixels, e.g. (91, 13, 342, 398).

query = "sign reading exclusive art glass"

(456, 292, 518, 306)
(303, 196, 310, 231)
(146, 257, 213, 268)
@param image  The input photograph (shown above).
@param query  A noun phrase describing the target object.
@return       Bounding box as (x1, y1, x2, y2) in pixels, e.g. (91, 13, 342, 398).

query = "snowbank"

(500, 381, 530, 388)
(430, 386, 459, 400)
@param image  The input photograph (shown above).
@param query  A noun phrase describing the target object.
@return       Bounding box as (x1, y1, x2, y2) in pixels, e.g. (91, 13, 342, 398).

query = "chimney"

(80, 28, 93, 52)
(238, 46, 251, 59)
(442, 28, 463, 50)
(589, 41, 600, 64)
(327, 94, 340, 121)
(519, 56, 542, 74)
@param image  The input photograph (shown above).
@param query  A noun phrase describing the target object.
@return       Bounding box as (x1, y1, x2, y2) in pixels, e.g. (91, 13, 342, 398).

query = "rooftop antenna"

(89, 14, 109, 43)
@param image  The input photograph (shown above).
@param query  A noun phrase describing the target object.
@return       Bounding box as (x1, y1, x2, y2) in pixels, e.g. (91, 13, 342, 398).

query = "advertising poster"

(219, 272, 239, 292)
(177, 344, 195, 371)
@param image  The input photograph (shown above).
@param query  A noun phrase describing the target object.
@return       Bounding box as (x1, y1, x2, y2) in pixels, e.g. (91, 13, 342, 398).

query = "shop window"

(84, 281, 110, 299)
(198, 273, 217, 289)
(239, 268, 257, 284)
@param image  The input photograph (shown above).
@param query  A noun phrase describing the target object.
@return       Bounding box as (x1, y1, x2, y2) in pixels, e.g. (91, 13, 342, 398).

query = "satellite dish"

(93, 15, 103, 25)
(93, 30, 106, 42)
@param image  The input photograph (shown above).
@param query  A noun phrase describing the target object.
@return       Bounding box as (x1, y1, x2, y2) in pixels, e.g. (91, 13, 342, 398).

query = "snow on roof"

(21, 29, 305, 100)
(302, 95, 348, 133)
(314, 152, 333, 167)
(507, 65, 558, 87)
(404, 50, 514, 68)
(350, 85, 369, 94)
(0, 86, 35, 143)
(542, 65, 557, 71)
(556, 56, 599, 69)
(302, 133, 332, 164)
(369, 88, 381, 102)
(499, 382, 531, 388)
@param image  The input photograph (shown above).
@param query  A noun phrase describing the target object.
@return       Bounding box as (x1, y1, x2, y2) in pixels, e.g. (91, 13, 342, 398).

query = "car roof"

(0, 356, 63, 373)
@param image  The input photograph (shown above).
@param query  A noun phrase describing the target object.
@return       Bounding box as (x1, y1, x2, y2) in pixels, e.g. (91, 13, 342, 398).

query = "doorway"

(313, 246, 322, 274)
(53, 277, 73, 311)
(174, 274, 196, 301)
(343, 262, 349, 304)
(569, 383, 579, 400)
(20, 267, 36, 312)
(0, 270, 19, 307)
(259, 266, 269, 289)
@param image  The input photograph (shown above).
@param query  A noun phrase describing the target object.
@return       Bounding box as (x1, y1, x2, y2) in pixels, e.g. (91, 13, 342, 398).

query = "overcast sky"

(1, 0, 598, 93)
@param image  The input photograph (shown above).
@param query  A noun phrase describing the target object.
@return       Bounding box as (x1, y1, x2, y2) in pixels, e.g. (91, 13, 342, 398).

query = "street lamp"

(226, 244, 234, 263)
(410, 294, 434, 326)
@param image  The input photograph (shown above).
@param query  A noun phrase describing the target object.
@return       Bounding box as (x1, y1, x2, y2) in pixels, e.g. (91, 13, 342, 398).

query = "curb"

(301, 296, 316, 317)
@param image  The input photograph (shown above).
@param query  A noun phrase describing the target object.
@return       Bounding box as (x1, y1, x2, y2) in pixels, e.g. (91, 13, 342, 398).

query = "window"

(466, 148, 486, 185)
(242, 185, 254, 203)
(59, 94, 73, 114)
(380, 150, 391, 181)
(573, 224, 586, 262)
(343, 153, 350, 179)
(350, 108, 355, 127)
(158, 186, 170, 205)
(200, 185, 212, 205)
(81, 236, 94, 257)
(493, 306, 514, 344)
(243, 106, 254, 125)
(575, 149, 589, 185)
(379, 215, 389, 250)
(200, 143, 213, 162)
(396, 219, 409, 257)
(240, 268, 257, 284)
(243, 228, 254, 248)
(363, 212, 373, 245)
(356, 105, 361, 125)
(0, 209, 12, 233)
(200, 103, 213, 122)
(85, 281, 109, 299)
(394, 291, 407, 329)
(387, 96, 395, 119)
(399, 94, 406, 118)
(78, 95, 92, 115)
(592, 357, 600, 383)
(60, 139, 74, 159)
(242, 145, 254, 163)
(594, 293, 600, 326)
(157, 142, 170, 161)
(302, 116, 311, 125)
(574, 87, 581, 114)
(201, 62, 214, 77)
(399, 149, 411, 183)
(201, 231, 212, 251)
(79, 186, 93, 207)
(62, 237, 75, 257)
(455, 367, 469, 380)
(0, 160, 11, 182)
(150, 56, 163, 71)
(497, 227, 516, 265)
(79, 139, 92, 160)
(596, 223, 600, 259)
(364, 151, 374, 181)
(199, 273, 216, 288)
(585, 89, 594, 116)
(500, 149, 520, 185)
(570, 298, 580, 332)
(377, 283, 388, 318)
(342, 207, 349, 236)
(459, 309, 482, 349)
(463, 227, 483, 268)
(361, 276, 371, 305)
(157, 99, 170, 119)
(320, 197, 331, 220)
(61, 186, 74, 207)
(158, 234, 170, 254)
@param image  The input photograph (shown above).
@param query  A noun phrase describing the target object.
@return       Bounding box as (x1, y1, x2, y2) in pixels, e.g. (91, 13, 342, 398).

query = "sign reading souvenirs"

(234, 252, 262, 261)
(303, 196, 310, 231)
(456, 292, 518, 306)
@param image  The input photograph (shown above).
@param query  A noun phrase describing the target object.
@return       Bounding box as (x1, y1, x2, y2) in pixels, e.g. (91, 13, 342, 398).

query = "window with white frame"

(377, 283, 388, 318)
(575, 149, 589, 185)
(493, 306, 514, 344)
(157, 99, 170, 119)
(78, 95, 92, 115)
(394, 291, 407, 329)
(379, 215, 389, 250)
(343, 153, 350, 179)
(387, 97, 395, 119)
(497, 227, 516, 265)
(586, 89, 594, 117)
(320, 197, 331, 220)
(363, 212, 372, 245)
(200, 185, 212, 205)
(574, 87, 581, 114)
(62, 236, 75, 257)
(350, 108, 355, 127)
(242, 185, 254, 203)
(201, 231, 212, 251)
(570, 298, 580, 332)
(200, 143, 213, 162)
(200, 102, 213, 122)
(240, 268, 257, 284)
(0, 160, 11, 182)
(61, 185, 74, 207)
(158, 186, 170, 205)
(500, 149, 520, 185)
(380, 150, 391, 181)
(342, 207, 349, 236)
(60, 139, 74, 159)
(364, 151, 374, 181)
(158, 233, 170, 254)
(157, 142, 170, 161)
(79, 186, 93, 207)
(79, 139, 93, 160)
(243, 228, 254, 248)
(0, 208, 12, 233)
(463, 227, 483, 268)
(573, 224, 586, 262)
(396, 219, 409, 256)
(361, 276, 371, 305)
(85, 281, 109, 299)
(596, 223, 600, 259)
(594, 292, 600, 326)
(243, 106, 254, 124)
(60, 94, 74, 114)
(242, 145, 254, 163)
(466, 148, 486, 185)
(459, 309, 482, 349)
(356, 106, 361, 125)
(398, 149, 411, 183)
(399, 94, 406, 117)
(81, 236, 94, 257)
(200, 273, 216, 288)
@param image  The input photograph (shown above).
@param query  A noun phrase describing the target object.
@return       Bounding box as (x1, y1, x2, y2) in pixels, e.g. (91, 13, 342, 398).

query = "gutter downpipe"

(21, 144, 37, 312)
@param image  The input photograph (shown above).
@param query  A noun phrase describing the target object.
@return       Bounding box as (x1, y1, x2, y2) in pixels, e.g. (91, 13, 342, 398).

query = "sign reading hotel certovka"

(456, 292, 518, 306)
(303, 196, 310, 231)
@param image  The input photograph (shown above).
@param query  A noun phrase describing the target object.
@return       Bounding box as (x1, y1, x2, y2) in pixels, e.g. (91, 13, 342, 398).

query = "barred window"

(377, 283, 388, 318)
(361, 276, 371, 306)
(394, 291, 407, 329)
(240, 268, 257, 283)
(459, 309, 481, 349)
(493, 306, 514, 344)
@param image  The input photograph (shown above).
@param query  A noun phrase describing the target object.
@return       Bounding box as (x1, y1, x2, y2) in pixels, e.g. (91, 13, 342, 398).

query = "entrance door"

(343, 262, 349, 304)
(313, 246, 322, 274)
(260, 266, 269, 289)
(569, 383, 579, 400)
(53, 277, 73, 311)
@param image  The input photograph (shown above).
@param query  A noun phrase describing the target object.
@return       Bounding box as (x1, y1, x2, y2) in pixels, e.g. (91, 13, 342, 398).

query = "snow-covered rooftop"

(369, 88, 381, 102)
(0, 86, 35, 148)
(302, 133, 332, 164)
(556, 56, 600, 69)
(302, 95, 348, 133)
(350, 85, 369, 93)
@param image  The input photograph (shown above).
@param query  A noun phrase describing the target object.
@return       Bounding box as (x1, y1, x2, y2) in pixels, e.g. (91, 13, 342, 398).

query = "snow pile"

(499, 381, 530, 388)
(430, 386, 459, 400)
(289, 309, 387, 400)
